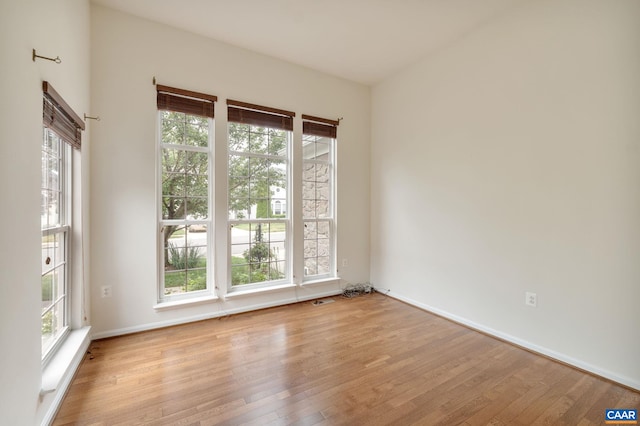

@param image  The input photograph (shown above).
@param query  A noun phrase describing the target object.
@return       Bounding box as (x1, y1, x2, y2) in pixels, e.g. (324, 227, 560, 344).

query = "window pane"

(303, 163, 316, 182)
(317, 256, 330, 275)
(42, 115, 72, 358)
(305, 258, 317, 276)
(316, 182, 329, 201)
(316, 163, 330, 183)
(161, 111, 209, 147)
(268, 129, 286, 155)
(228, 121, 289, 289)
(302, 161, 332, 220)
(42, 234, 54, 274)
(229, 123, 249, 152)
(185, 152, 208, 197)
(267, 159, 282, 181)
(185, 116, 209, 147)
(163, 225, 207, 295)
(185, 197, 208, 219)
(230, 221, 286, 287)
(41, 308, 56, 351)
(42, 132, 63, 229)
(304, 219, 332, 278)
(162, 148, 209, 220)
(302, 128, 334, 280)
(162, 197, 186, 220)
(164, 270, 186, 295)
(41, 272, 54, 312)
(159, 109, 212, 300)
(163, 173, 185, 197)
(249, 126, 268, 153)
(316, 200, 330, 218)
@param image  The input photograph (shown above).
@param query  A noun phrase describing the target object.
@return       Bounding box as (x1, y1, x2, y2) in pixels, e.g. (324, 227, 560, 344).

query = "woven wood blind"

(42, 81, 84, 150)
(156, 84, 217, 118)
(227, 99, 294, 131)
(302, 114, 338, 139)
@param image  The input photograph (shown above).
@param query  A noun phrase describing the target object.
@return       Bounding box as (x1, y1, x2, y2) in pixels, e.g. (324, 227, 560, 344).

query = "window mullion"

(291, 117, 304, 284)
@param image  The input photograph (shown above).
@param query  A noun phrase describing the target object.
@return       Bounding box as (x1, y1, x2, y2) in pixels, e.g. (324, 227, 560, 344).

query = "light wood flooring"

(54, 293, 639, 425)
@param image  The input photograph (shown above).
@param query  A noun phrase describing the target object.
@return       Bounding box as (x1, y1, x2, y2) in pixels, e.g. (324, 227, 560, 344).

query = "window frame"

(301, 122, 337, 282)
(157, 111, 214, 302)
(227, 121, 292, 292)
(40, 81, 83, 364)
(41, 129, 72, 363)
(156, 85, 217, 304)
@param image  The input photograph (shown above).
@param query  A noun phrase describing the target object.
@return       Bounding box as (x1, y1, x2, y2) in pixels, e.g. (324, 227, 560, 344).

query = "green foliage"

(243, 224, 270, 265)
(42, 274, 53, 302)
(244, 242, 271, 265)
(228, 123, 287, 217)
(168, 244, 201, 270)
(256, 199, 271, 218)
(161, 111, 210, 266)
(161, 112, 209, 221)
(231, 256, 284, 287)
(163, 268, 207, 292)
(231, 256, 249, 286)
(41, 310, 54, 336)
(231, 225, 284, 286)
(186, 272, 206, 292)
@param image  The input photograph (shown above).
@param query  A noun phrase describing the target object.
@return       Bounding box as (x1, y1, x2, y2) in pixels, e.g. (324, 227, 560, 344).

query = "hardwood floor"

(54, 293, 639, 425)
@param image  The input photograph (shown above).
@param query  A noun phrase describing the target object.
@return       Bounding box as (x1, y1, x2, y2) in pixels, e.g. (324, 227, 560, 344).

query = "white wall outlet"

(342, 259, 348, 267)
(525, 292, 537, 307)
(101, 285, 112, 298)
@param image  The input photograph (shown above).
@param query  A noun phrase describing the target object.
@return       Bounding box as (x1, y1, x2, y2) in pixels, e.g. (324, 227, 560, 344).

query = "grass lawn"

(164, 258, 207, 291)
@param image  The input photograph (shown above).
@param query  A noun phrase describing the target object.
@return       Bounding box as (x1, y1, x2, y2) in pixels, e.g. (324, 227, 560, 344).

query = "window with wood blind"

(41, 81, 84, 362)
(157, 85, 216, 302)
(302, 115, 337, 281)
(227, 100, 293, 290)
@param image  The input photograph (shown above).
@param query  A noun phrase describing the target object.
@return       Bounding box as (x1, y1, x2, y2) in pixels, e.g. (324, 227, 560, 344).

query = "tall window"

(41, 82, 84, 360)
(302, 115, 337, 280)
(157, 85, 216, 301)
(41, 129, 70, 357)
(227, 100, 294, 290)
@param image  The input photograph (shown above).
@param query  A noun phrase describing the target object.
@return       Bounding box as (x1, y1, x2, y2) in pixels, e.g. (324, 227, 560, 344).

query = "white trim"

(300, 277, 341, 288)
(225, 283, 297, 298)
(92, 289, 342, 340)
(385, 291, 640, 391)
(40, 326, 91, 426)
(153, 295, 219, 311)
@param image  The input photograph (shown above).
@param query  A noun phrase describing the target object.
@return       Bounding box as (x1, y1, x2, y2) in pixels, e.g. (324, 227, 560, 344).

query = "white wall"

(371, 0, 640, 388)
(0, 0, 91, 424)
(89, 6, 370, 337)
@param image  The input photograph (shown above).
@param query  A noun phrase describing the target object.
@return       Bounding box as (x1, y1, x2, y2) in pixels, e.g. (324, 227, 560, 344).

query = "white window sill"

(301, 277, 341, 287)
(41, 326, 91, 397)
(153, 279, 341, 308)
(154, 294, 219, 311)
(225, 283, 297, 299)
(225, 278, 340, 299)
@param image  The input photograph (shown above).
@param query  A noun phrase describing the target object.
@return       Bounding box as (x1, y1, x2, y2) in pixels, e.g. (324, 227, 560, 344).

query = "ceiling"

(91, 0, 526, 85)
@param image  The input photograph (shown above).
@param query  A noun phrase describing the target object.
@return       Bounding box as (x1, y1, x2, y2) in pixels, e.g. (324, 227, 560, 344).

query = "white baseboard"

(92, 289, 342, 340)
(386, 291, 640, 391)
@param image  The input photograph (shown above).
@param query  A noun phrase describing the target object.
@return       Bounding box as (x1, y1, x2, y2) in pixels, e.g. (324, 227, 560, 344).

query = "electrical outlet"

(101, 286, 112, 298)
(525, 292, 537, 307)
(342, 259, 348, 267)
